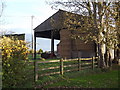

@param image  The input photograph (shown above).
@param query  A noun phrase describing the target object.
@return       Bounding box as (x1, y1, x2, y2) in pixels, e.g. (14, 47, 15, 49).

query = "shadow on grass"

(36, 64, 119, 89)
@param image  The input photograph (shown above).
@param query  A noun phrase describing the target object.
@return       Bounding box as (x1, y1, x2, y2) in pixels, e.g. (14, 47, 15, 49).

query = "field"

(24, 56, 119, 89)
(2, 54, 119, 89)
(45, 68, 119, 88)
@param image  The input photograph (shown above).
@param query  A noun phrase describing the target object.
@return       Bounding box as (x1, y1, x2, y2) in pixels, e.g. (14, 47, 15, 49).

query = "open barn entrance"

(34, 9, 96, 59)
(36, 37, 60, 59)
(34, 29, 60, 59)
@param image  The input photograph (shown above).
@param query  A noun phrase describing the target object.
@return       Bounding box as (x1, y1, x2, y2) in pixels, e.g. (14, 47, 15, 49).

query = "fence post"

(78, 58, 81, 71)
(97, 56, 100, 68)
(60, 58, 63, 75)
(92, 57, 94, 70)
(94, 57, 98, 68)
(96, 57, 99, 68)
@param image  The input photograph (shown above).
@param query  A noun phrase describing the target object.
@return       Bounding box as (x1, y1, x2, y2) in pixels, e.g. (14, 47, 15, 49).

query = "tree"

(50, 0, 119, 68)
(0, 0, 4, 17)
(114, 2, 120, 62)
(0, 0, 7, 36)
(37, 49, 43, 54)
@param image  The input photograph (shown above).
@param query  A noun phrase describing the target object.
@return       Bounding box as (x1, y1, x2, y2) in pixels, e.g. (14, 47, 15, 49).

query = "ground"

(35, 64, 119, 89)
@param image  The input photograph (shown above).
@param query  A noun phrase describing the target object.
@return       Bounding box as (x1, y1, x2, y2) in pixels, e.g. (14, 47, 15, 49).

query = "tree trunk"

(105, 48, 110, 68)
(114, 46, 119, 64)
(109, 49, 113, 67)
(99, 44, 106, 68)
(108, 54, 112, 67)
(105, 48, 113, 67)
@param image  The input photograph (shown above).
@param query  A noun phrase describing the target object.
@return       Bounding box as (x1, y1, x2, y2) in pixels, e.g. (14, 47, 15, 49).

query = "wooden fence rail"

(35, 57, 98, 81)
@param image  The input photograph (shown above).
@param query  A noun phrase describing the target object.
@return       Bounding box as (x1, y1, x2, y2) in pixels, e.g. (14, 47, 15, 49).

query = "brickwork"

(58, 29, 96, 58)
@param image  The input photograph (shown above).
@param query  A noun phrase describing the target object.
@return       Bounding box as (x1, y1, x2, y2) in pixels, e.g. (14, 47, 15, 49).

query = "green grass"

(4, 56, 118, 89)
(38, 61, 60, 68)
(37, 60, 83, 76)
(26, 60, 119, 88)
(37, 59, 97, 78)
(14, 58, 120, 89)
(28, 54, 41, 60)
(14, 61, 35, 88)
(29, 59, 98, 87)
(43, 66, 119, 88)
(47, 71, 118, 88)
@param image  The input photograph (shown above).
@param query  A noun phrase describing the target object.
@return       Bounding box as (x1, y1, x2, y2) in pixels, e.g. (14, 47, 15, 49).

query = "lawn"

(28, 54, 41, 60)
(4, 57, 118, 89)
(23, 58, 119, 89)
(42, 65, 119, 88)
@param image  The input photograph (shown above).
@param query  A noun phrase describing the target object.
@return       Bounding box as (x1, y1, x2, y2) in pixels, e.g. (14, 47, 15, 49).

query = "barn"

(34, 9, 97, 59)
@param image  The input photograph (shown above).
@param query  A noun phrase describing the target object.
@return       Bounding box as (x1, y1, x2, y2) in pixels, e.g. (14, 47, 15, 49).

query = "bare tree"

(49, 0, 119, 68)
(0, 0, 4, 17)
(0, 0, 5, 36)
(0, 0, 10, 36)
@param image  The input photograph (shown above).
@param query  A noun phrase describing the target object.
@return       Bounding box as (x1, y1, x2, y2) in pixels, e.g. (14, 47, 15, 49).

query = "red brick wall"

(58, 29, 95, 58)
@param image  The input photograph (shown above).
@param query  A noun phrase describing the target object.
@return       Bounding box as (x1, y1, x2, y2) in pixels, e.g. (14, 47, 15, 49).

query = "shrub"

(29, 49, 34, 54)
(41, 52, 50, 59)
(0, 36, 29, 88)
(37, 49, 43, 54)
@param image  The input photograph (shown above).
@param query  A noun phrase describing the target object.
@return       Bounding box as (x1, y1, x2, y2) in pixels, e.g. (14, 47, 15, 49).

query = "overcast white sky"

(1, 0, 60, 51)
(2, 0, 57, 33)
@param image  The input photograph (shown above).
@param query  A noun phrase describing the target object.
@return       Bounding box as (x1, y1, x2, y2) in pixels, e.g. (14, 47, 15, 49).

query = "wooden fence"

(35, 57, 98, 81)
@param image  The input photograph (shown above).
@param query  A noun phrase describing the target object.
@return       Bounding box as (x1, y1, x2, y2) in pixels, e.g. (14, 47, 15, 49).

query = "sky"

(1, 0, 60, 51)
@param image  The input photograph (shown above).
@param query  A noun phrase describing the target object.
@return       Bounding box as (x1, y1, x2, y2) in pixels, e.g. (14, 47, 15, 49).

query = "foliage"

(37, 49, 43, 54)
(50, 0, 120, 68)
(41, 52, 50, 59)
(51, 0, 119, 46)
(0, 36, 29, 87)
(29, 49, 34, 54)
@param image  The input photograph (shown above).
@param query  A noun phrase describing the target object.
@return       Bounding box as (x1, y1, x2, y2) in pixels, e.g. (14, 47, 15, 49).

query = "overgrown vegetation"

(0, 36, 33, 88)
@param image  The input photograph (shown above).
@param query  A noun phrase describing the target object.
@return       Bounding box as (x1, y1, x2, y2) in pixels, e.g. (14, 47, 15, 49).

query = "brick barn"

(34, 9, 97, 59)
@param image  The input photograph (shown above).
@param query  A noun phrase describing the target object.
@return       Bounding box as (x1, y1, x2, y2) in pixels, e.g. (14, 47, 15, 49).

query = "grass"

(3, 56, 119, 89)
(27, 58, 99, 88)
(37, 59, 87, 76)
(27, 60, 119, 88)
(28, 54, 41, 60)
(45, 70, 119, 88)
(42, 65, 119, 88)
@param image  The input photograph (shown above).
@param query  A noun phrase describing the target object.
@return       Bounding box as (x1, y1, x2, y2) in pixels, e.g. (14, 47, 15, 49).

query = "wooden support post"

(33, 32, 37, 85)
(60, 58, 63, 75)
(34, 32, 36, 60)
(78, 58, 81, 71)
(92, 57, 94, 70)
(51, 30, 54, 58)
